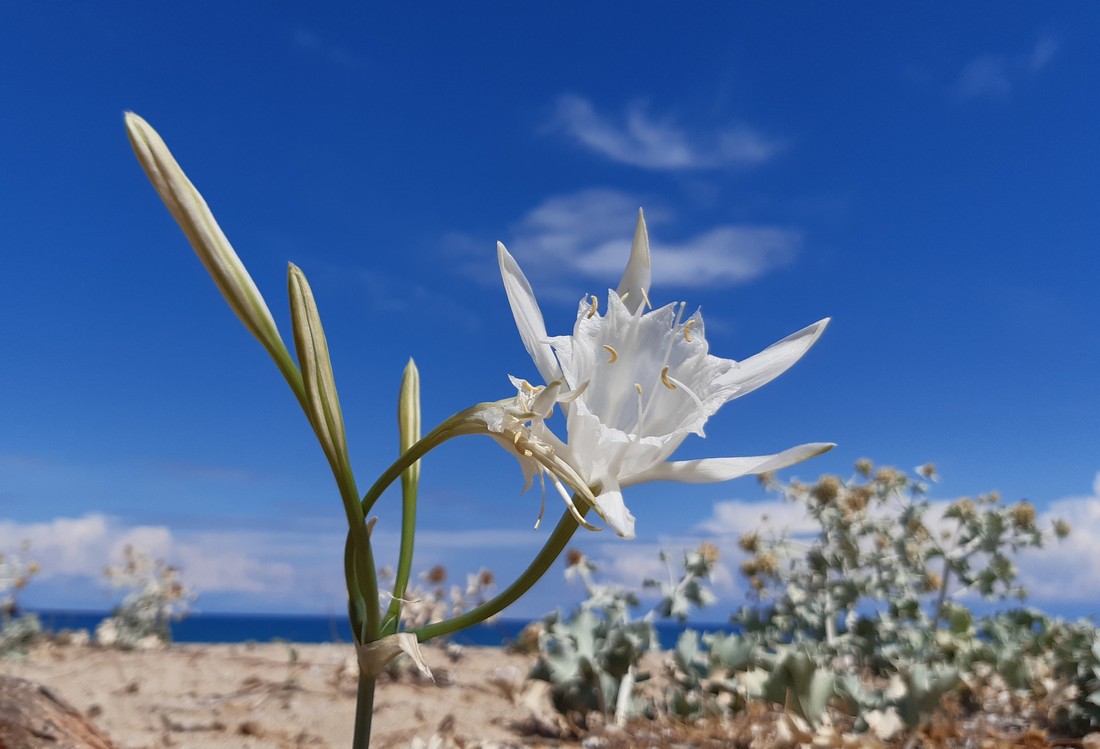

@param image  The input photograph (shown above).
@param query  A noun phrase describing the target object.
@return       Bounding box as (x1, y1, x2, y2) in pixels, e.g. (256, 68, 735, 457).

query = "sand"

(1, 639, 553, 748)
(3, 639, 1091, 749)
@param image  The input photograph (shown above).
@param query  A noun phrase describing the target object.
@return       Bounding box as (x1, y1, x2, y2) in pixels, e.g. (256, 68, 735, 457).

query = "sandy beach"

(1, 640, 554, 748)
(5, 638, 1097, 749)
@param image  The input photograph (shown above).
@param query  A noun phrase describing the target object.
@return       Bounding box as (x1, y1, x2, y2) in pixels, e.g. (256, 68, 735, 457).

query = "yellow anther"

(602, 344, 619, 363)
(683, 319, 696, 342)
(514, 431, 523, 445)
(640, 286, 652, 310)
(523, 449, 534, 457)
(661, 366, 677, 390)
(634, 383, 644, 397)
(586, 295, 599, 318)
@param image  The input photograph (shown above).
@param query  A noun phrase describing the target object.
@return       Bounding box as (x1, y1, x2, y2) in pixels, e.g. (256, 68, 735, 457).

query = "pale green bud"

(124, 113, 287, 363)
(288, 263, 348, 470)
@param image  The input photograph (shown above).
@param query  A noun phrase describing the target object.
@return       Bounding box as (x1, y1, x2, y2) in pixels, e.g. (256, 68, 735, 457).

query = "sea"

(30, 609, 732, 650)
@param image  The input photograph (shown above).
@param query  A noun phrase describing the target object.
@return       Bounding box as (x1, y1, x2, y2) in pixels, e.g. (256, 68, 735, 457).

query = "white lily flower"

(498, 209, 833, 539)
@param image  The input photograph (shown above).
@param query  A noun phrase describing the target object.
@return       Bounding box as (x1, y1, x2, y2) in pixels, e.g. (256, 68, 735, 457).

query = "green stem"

(412, 500, 587, 642)
(383, 472, 418, 633)
(361, 404, 490, 516)
(351, 672, 376, 749)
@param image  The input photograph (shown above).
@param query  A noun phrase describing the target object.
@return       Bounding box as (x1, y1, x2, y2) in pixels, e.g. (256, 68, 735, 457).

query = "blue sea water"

(31, 609, 732, 649)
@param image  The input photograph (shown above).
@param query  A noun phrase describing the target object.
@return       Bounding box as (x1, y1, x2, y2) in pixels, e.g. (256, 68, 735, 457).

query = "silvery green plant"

(0, 544, 42, 657)
(737, 462, 1067, 665)
(655, 461, 1078, 734)
(529, 545, 719, 728)
(125, 112, 830, 748)
(95, 545, 194, 649)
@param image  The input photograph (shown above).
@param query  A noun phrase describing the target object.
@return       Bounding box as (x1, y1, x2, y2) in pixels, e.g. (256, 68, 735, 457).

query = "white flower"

(498, 210, 832, 539)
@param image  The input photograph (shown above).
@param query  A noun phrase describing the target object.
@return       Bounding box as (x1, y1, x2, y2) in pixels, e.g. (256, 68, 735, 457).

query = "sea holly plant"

(0, 543, 42, 657)
(95, 545, 195, 650)
(125, 111, 831, 748)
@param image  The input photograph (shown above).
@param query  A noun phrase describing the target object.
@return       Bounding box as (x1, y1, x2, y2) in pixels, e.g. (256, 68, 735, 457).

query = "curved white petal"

(714, 318, 830, 401)
(615, 209, 651, 315)
(591, 477, 637, 539)
(621, 442, 835, 487)
(498, 242, 561, 383)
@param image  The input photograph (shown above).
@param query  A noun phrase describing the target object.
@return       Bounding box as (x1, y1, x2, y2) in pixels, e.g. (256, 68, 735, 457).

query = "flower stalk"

(127, 112, 831, 749)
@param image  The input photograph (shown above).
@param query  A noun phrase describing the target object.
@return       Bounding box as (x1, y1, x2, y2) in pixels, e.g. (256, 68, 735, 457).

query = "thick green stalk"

(351, 673, 376, 749)
(412, 500, 587, 642)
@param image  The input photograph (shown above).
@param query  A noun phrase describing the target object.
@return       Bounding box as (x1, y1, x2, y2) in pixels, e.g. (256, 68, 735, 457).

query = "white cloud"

(550, 95, 784, 171)
(1020, 473, 1100, 604)
(0, 514, 315, 601)
(952, 35, 1060, 101)
(502, 190, 798, 295)
(696, 498, 820, 540)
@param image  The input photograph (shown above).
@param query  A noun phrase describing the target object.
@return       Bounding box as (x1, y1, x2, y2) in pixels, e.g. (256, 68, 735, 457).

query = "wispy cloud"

(495, 190, 799, 297)
(952, 35, 1060, 101)
(290, 28, 369, 72)
(549, 95, 784, 171)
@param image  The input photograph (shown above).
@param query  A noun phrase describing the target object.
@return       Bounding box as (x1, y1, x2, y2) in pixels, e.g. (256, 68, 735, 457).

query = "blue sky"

(2, 3, 1098, 620)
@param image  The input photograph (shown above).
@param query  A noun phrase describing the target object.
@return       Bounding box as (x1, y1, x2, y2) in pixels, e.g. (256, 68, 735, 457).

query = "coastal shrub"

(529, 546, 718, 727)
(524, 462, 1096, 742)
(661, 462, 1086, 738)
(382, 564, 496, 634)
(0, 543, 42, 657)
(96, 545, 194, 650)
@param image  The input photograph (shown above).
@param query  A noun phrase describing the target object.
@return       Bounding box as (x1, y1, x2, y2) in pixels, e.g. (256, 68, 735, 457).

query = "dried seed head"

(738, 532, 760, 554)
(812, 475, 842, 506)
(697, 542, 720, 566)
(922, 571, 943, 593)
(875, 467, 903, 485)
(843, 485, 873, 514)
(425, 565, 447, 584)
(1011, 501, 1036, 531)
(917, 463, 938, 480)
(565, 548, 585, 568)
(1054, 519, 1072, 539)
(854, 458, 874, 477)
(952, 498, 977, 520)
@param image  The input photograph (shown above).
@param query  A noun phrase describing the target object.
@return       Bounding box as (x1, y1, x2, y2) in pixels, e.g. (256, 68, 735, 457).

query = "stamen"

(684, 319, 696, 342)
(513, 431, 522, 445)
(586, 295, 599, 318)
(634, 383, 644, 397)
(660, 366, 676, 390)
(602, 344, 619, 363)
(640, 286, 652, 310)
(666, 373, 705, 412)
(533, 473, 547, 530)
(550, 475, 600, 530)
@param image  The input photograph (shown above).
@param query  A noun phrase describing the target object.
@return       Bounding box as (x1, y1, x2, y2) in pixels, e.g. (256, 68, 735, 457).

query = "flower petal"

(615, 209, 652, 315)
(621, 442, 835, 486)
(590, 477, 636, 539)
(715, 318, 830, 401)
(498, 242, 561, 383)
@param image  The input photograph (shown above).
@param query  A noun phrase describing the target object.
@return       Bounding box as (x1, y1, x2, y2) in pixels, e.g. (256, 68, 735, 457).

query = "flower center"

(575, 296, 705, 440)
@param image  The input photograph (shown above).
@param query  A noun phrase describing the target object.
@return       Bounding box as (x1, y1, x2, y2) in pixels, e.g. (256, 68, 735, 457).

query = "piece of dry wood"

(0, 675, 116, 749)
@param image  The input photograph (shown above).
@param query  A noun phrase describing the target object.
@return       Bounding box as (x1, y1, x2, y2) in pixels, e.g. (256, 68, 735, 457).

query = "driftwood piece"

(0, 675, 116, 749)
